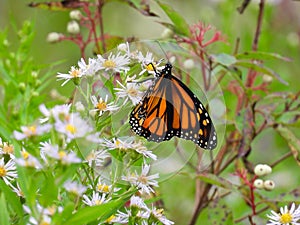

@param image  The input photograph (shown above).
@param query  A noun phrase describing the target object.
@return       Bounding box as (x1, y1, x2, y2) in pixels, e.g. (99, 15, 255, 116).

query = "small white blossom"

(132, 141, 157, 160)
(63, 180, 87, 196)
(102, 138, 134, 151)
(122, 164, 159, 195)
(267, 203, 300, 225)
(97, 52, 130, 73)
(13, 124, 51, 140)
(85, 149, 110, 167)
(90, 95, 119, 116)
(0, 158, 17, 185)
(78, 57, 99, 77)
(15, 149, 43, 169)
(114, 81, 144, 105)
(82, 191, 111, 206)
(0, 138, 14, 158)
(39, 104, 71, 123)
(130, 195, 148, 210)
(46, 149, 81, 165)
(57, 66, 83, 86)
(149, 207, 175, 225)
(55, 113, 93, 141)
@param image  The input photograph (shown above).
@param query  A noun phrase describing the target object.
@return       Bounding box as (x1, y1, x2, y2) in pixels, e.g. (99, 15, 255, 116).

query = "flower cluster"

(6, 44, 175, 224)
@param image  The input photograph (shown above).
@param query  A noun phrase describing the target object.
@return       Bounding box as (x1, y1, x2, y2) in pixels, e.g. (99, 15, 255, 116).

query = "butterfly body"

(129, 63, 217, 150)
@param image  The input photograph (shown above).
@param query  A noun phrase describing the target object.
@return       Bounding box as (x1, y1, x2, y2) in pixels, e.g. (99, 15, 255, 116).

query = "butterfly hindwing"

(129, 63, 217, 150)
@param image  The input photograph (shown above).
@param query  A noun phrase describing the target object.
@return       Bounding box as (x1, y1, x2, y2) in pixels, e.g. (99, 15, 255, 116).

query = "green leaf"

(275, 125, 300, 165)
(64, 198, 127, 225)
(0, 179, 23, 217)
(235, 51, 291, 62)
(156, 1, 190, 36)
(0, 193, 10, 225)
(235, 61, 288, 85)
(211, 53, 237, 67)
(197, 173, 237, 190)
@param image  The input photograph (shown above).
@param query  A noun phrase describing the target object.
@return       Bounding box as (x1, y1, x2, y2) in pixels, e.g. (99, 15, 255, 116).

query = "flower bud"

(75, 101, 85, 112)
(31, 91, 39, 97)
(69, 10, 82, 20)
(161, 28, 174, 39)
(18, 82, 26, 92)
(169, 56, 176, 64)
(254, 164, 266, 176)
(183, 59, 195, 70)
(263, 180, 275, 191)
(47, 32, 63, 43)
(263, 74, 273, 84)
(117, 43, 128, 52)
(67, 21, 80, 34)
(263, 164, 272, 175)
(253, 179, 264, 189)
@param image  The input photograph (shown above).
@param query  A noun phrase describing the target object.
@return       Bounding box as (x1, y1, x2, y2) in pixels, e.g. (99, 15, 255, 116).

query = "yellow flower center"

(21, 150, 30, 160)
(138, 175, 148, 184)
(0, 166, 7, 177)
(3, 145, 14, 154)
(146, 63, 155, 71)
(58, 151, 66, 159)
(40, 221, 50, 225)
(25, 126, 37, 136)
(95, 199, 103, 205)
(280, 213, 292, 224)
(66, 124, 77, 134)
(103, 60, 116, 69)
(96, 100, 107, 111)
(127, 87, 138, 97)
(71, 69, 80, 77)
(106, 215, 115, 223)
(97, 184, 110, 193)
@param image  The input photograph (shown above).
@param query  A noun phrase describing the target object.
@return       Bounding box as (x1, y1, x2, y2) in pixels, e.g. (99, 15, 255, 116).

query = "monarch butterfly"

(129, 63, 217, 150)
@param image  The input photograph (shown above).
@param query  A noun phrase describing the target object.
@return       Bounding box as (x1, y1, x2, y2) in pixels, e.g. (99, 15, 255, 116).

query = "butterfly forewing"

(129, 63, 217, 150)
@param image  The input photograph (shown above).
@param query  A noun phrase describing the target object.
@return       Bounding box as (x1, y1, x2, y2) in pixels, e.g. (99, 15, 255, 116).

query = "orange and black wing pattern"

(129, 63, 217, 150)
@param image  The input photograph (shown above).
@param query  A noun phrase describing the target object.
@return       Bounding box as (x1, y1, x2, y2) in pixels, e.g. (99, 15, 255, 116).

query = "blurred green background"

(1, 0, 300, 224)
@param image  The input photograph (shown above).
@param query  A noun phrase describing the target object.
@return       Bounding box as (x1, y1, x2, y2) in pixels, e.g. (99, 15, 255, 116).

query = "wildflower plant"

(0, 1, 300, 225)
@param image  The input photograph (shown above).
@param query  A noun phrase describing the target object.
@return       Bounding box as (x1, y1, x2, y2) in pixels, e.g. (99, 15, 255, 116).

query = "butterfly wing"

(129, 65, 217, 150)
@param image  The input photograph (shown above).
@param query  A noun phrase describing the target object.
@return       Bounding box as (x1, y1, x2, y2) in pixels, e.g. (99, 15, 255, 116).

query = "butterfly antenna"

(155, 40, 170, 62)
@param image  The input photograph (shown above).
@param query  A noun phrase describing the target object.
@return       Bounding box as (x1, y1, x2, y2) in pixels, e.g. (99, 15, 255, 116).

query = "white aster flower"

(267, 203, 300, 225)
(114, 81, 144, 105)
(57, 66, 83, 86)
(122, 164, 159, 195)
(63, 180, 87, 196)
(82, 191, 111, 206)
(78, 57, 99, 77)
(90, 95, 119, 116)
(113, 209, 131, 224)
(130, 195, 148, 210)
(39, 104, 71, 123)
(13, 124, 51, 140)
(40, 141, 58, 163)
(149, 207, 175, 225)
(45, 149, 81, 165)
(97, 52, 130, 73)
(0, 158, 18, 185)
(137, 51, 164, 76)
(28, 214, 52, 225)
(55, 113, 93, 141)
(102, 138, 134, 151)
(132, 141, 157, 160)
(10, 182, 24, 197)
(0, 138, 15, 158)
(85, 149, 110, 167)
(15, 149, 43, 169)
